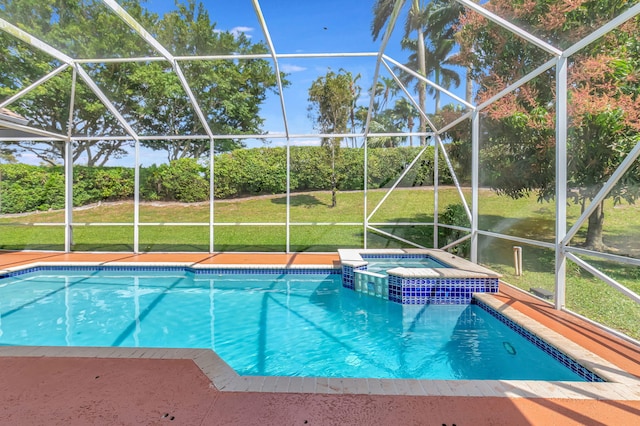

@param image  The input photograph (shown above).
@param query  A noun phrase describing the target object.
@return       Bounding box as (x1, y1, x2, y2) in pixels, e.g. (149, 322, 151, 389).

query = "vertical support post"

(433, 135, 439, 248)
(133, 137, 140, 253)
(363, 136, 368, 249)
(64, 139, 73, 252)
(470, 110, 480, 263)
(286, 138, 291, 253)
(64, 67, 77, 253)
(209, 138, 215, 253)
(555, 56, 568, 309)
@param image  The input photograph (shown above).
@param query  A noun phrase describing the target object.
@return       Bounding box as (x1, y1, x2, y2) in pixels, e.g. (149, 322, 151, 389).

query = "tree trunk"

(331, 175, 337, 208)
(435, 69, 441, 114)
(466, 69, 473, 105)
(330, 143, 337, 207)
(414, 0, 427, 146)
(584, 202, 605, 251)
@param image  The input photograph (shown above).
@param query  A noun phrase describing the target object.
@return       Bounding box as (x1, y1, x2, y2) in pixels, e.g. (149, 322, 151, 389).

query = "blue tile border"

(0, 265, 341, 280)
(387, 276, 498, 305)
(474, 298, 606, 383)
(341, 254, 500, 304)
(191, 268, 340, 275)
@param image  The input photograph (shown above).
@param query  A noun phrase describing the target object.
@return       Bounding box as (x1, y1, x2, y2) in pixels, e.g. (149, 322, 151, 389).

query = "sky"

(141, 0, 468, 150)
(145, 0, 415, 145)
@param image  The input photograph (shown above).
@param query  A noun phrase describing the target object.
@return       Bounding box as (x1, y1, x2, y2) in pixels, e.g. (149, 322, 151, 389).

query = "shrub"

(439, 203, 471, 257)
(0, 146, 452, 213)
(290, 146, 331, 191)
(0, 164, 64, 213)
(73, 166, 134, 205)
(142, 158, 208, 202)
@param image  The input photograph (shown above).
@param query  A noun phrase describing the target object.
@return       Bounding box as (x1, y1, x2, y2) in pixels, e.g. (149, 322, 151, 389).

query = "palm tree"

(400, 36, 461, 114)
(348, 72, 362, 148)
(367, 109, 404, 148)
(372, 0, 428, 145)
(374, 76, 399, 113)
(391, 97, 417, 146)
(423, 0, 471, 104)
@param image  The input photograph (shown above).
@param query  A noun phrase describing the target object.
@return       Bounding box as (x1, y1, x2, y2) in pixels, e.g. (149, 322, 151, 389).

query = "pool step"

(354, 270, 388, 299)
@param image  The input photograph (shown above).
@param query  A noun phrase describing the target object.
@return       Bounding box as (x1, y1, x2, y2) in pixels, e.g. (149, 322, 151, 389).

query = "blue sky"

(143, 0, 454, 148)
(147, 0, 405, 55)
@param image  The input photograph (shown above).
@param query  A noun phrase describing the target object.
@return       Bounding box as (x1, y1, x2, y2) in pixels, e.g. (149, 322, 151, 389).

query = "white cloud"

(16, 151, 48, 166)
(279, 64, 307, 73)
(230, 26, 254, 38)
(288, 138, 322, 147)
(251, 135, 322, 148)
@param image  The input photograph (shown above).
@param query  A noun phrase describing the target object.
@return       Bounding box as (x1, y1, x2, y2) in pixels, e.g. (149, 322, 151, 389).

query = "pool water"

(0, 269, 586, 381)
(364, 256, 447, 274)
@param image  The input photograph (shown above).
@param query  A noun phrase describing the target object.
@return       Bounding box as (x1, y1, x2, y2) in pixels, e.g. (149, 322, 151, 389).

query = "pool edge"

(0, 258, 638, 401)
(0, 345, 638, 400)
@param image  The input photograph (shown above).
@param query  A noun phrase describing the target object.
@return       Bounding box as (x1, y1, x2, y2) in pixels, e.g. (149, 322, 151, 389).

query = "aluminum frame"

(0, 0, 638, 317)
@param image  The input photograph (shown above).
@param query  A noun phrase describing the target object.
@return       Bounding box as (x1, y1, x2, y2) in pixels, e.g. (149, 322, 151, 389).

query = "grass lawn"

(1, 187, 638, 339)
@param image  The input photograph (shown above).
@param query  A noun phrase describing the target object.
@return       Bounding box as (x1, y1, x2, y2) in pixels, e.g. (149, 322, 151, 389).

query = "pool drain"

(503, 341, 517, 355)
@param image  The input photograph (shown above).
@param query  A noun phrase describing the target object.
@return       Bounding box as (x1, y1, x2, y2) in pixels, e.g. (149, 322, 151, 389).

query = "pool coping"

(339, 248, 502, 279)
(0, 261, 337, 274)
(0, 261, 638, 400)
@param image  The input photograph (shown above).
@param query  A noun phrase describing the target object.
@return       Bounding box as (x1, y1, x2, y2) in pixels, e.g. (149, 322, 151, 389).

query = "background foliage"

(0, 146, 452, 213)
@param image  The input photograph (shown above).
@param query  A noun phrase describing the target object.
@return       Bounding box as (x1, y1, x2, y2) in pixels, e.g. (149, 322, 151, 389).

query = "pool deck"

(0, 251, 639, 425)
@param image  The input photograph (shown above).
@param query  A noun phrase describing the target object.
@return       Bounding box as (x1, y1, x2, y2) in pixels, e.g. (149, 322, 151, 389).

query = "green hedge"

(0, 164, 65, 213)
(0, 146, 452, 214)
(73, 166, 135, 205)
(141, 158, 208, 202)
(0, 164, 134, 214)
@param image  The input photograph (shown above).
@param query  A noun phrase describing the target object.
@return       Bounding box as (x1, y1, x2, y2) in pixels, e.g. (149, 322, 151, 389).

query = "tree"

(348, 72, 362, 148)
(308, 69, 360, 207)
(399, 35, 461, 114)
(456, 1, 640, 251)
(436, 104, 472, 183)
(372, 0, 429, 145)
(0, 0, 148, 166)
(423, 0, 470, 103)
(0, 0, 284, 165)
(374, 76, 399, 113)
(392, 97, 417, 146)
(367, 109, 404, 148)
(138, 0, 286, 159)
(369, 77, 406, 147)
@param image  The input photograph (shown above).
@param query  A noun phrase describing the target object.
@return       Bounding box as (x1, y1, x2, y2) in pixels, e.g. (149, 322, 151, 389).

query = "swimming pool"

(0, 267, 600, 381)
